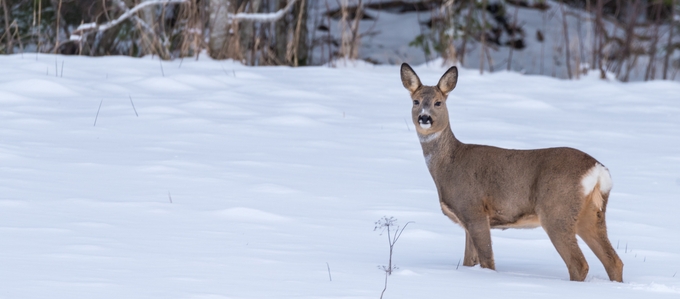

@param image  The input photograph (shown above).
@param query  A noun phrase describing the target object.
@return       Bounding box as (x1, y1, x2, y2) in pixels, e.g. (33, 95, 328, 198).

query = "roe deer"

(400, 63, 623, 282)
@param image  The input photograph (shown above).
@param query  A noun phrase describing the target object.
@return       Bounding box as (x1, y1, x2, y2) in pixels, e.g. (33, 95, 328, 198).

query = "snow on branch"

(71, 0, 187, 40)
(229, 0, 298, 22)
(103, 0, 186, 32)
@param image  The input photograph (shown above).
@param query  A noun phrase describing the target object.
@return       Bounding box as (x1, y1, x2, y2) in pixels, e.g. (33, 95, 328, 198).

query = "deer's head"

(400, 63, 458, 138)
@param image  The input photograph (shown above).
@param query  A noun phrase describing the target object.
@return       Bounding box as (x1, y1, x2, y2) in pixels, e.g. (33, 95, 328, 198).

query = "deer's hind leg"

(539, 195, 589, 281)
(576, 190, 623, 282)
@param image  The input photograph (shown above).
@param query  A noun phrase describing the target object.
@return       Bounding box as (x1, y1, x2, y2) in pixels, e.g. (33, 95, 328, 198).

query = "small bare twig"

(168, 191, 173, 203)
(326, 262, 332, 281)
(93, 100, 103, 126)
(129, 95, 139, 117)
(159, 58, 165, 76)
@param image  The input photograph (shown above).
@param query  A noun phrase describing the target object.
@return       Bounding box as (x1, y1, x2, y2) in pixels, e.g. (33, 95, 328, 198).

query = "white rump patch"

(418, 131, 440, 143)
(580, 163, 613, 210)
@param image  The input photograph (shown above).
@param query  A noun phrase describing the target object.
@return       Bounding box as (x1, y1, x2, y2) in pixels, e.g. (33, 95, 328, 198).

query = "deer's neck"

(418, 124, 460, 170)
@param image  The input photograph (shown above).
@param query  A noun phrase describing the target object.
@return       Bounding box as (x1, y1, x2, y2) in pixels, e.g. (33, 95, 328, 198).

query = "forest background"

(1, 0, 679, 82)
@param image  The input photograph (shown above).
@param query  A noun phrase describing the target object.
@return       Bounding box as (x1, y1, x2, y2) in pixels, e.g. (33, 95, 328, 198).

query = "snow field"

(1, 54, 679, 298)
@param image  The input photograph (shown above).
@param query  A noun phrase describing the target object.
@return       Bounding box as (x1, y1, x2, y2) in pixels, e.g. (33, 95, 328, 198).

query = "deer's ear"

(400, 63, 422, 94)
(437, 66, 458, 96)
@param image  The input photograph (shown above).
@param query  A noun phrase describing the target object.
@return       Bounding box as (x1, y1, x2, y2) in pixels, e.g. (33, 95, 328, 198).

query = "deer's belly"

(490, 214, 541, 229)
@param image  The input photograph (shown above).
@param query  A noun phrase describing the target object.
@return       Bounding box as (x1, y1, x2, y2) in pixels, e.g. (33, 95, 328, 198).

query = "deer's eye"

(434, 102, 442, 107)
(413, 100, 420, 105)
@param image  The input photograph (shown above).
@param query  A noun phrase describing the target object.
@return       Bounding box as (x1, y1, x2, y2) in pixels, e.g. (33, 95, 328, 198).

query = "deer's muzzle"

(418, 114, 433, 129)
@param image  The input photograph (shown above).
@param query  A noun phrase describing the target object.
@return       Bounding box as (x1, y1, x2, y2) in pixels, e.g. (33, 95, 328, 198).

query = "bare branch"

(392, 221, 414, 244)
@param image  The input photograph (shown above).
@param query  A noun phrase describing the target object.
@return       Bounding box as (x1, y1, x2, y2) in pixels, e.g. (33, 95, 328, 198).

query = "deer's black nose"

(418, 115, 433, 125)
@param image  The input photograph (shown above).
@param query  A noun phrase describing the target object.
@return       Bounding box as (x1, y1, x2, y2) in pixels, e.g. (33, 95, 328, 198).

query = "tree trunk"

(663, 0, 676, 80)
(138, 1, 158, 56)
(2, 0, 13, 54)
(273, 0, 289, 64)
(239, 0, 259, 64)
(621, 0, 642, 82)
(347, 0, 360, 61)
(560, 1, 573, 79)
(209, 0, 233, 59)
(644, 0, 662, 81)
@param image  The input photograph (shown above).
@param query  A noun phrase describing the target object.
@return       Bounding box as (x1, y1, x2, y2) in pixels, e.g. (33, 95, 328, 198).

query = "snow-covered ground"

(1, 54, 679, 298)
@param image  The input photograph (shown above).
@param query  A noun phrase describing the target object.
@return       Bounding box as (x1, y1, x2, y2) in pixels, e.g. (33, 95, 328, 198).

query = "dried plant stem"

(129, 95, 139, 117)
(480, 0, 487, 74)
(326, 262, 332, 281)
(292, 0, 306, 66)
(541, 6, 547, 74)
(375, 217, 412, 299)
(38, 0, 42, 54)
(459, 3, 474, 66)
(379, 270, 389, 299)
(325, 0, 332, 66)
(94, 100, 103, 127)
(644, 2, 662, 81)
(662, 0, 675, 80)
(55, 0, 63, 54)
(507, 4, 519, 71)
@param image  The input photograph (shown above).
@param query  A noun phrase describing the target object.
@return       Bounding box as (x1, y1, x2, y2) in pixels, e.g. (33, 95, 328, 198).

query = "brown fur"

(400, 63, 623, 282)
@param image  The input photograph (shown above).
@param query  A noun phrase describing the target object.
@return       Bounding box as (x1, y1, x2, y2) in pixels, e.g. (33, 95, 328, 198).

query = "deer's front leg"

(464, 219, 495, 270)
(463, 232, 480, 266)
